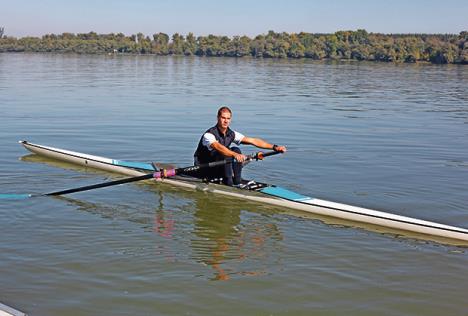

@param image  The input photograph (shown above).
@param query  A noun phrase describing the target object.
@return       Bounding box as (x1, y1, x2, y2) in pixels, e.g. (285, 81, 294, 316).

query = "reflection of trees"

(191, 197, 282, 281)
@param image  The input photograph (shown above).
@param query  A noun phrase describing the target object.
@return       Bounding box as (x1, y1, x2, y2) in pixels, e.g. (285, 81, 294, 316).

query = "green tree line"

(1, 29, 467, 64)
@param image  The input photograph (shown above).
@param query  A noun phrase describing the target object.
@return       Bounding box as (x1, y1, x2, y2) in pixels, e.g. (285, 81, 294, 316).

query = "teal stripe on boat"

(112, 160, 155, 171)
(0, 194, 32, 199)
(260, 186, 311, 202)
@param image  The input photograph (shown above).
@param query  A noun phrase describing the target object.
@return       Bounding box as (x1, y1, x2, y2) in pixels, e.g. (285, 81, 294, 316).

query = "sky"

(2, 0, 467, 38)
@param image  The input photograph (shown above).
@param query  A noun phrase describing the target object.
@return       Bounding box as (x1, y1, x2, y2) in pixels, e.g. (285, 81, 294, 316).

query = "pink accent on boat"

(153, 169, 176, 179)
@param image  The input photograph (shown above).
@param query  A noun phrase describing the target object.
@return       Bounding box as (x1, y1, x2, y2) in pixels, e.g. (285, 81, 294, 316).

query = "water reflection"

(154, 208, 175, 238)
(191, 197, 283, 281)
(54, 188, 284, 281)
(192, 199, 241, 281)
(153, 190, 175, 238)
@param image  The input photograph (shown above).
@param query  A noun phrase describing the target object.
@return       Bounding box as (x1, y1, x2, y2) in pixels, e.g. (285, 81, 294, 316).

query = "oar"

(0, 150, 281, 200)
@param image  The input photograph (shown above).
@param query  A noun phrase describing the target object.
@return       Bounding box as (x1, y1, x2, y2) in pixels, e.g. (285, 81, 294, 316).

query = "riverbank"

(1, 29, 467, 64)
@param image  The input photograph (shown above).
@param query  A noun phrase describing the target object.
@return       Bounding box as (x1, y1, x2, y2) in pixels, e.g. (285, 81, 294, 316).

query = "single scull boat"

(18, 140, 468, 244)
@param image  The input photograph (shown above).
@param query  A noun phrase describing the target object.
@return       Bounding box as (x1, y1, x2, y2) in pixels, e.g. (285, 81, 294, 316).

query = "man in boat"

(193, 106, 286, 186)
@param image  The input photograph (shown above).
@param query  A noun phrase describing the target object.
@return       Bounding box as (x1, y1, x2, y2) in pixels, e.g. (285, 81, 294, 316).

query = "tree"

(77, 31, 98, 40)
(138, 34, 152, 54)
(228, 35, 251, 57)
(136, 32, 144, 43)
(182, 32, 196, 55)
(459, 48, 468, 64)
(152, 32, 169, 55)
(325, 34, 339, 58)
(170, 33, 184, 54)
(251, 34, 266, 57)
(288, 33, 305, 58)
(350, 29, 369, 45)
(0, 27, 4, 38)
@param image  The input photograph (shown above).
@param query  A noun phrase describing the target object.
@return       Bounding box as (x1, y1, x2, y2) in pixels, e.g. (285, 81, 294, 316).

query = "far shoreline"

(1, 30, 467, 65)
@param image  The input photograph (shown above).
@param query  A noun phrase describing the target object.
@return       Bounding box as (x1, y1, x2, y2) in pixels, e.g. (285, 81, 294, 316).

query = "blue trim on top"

(112, 160, 155, 171)
(0, 194, 32, 199)
(260, 186, 311, 202)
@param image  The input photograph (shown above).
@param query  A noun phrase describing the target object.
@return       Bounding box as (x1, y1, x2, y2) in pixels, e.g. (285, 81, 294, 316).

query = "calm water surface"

(1, 53, 468, 315)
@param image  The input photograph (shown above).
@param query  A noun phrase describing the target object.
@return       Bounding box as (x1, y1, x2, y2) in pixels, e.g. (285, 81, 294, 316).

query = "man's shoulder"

(205, 125, 218, 134)
(203, 132, 216, 139)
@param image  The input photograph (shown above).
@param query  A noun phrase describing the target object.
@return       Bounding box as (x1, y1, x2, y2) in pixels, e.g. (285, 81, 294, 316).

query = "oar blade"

(0, 193, 33, 200)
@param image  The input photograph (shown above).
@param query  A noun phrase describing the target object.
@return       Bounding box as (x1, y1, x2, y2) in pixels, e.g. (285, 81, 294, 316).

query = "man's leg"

(192, 156, 223, 182)
(224, 147, 243, 186)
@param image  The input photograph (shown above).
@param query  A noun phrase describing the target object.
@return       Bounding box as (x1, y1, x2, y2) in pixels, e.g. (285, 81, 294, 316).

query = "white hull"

(20, 141, 468, 244)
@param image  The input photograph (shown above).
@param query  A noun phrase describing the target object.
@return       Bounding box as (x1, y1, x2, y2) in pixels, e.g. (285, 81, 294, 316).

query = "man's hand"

(233, 152, 247, 163)
(273, 145, 287, 153)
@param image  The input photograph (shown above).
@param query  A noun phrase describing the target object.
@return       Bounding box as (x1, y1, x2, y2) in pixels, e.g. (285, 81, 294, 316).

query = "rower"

(193, 106, 286, 186)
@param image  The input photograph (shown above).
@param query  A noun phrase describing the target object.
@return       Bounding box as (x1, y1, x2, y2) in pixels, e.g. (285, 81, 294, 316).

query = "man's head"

(217, 106, 232, 130)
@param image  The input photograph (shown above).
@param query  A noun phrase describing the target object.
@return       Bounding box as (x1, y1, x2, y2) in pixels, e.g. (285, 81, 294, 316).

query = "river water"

(1, 53, 467, 315)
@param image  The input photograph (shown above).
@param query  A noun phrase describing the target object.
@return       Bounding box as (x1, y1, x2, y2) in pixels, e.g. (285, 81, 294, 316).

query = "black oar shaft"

(259, 150, 280, 158)
(177, 158, 237, 174)
(45, 173, 155, 196)
(173, 150, 280, 175)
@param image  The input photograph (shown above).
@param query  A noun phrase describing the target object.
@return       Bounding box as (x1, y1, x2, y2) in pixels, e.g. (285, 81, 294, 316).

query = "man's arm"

(241, 136, 287, 152)
(211, 142, 247, 162)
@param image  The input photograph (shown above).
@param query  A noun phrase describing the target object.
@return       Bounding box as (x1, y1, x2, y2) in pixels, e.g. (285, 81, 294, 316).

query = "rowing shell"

(19, 140, 468, 244)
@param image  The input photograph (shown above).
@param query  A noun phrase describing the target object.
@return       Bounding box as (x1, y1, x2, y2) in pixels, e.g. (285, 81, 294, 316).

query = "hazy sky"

(2, 0, 467, 37)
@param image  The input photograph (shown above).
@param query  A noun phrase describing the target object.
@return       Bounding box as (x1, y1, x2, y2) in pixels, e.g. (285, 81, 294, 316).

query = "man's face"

(217, 111, 232, 130)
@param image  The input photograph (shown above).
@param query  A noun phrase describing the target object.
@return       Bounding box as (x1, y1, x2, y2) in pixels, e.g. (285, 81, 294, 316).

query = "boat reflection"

(55, 191, 284, 281)
(22, 153, 285, 280)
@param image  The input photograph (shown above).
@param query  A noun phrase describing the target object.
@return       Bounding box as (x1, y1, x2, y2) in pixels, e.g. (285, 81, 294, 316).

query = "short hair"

(217, 106, 232, 117)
